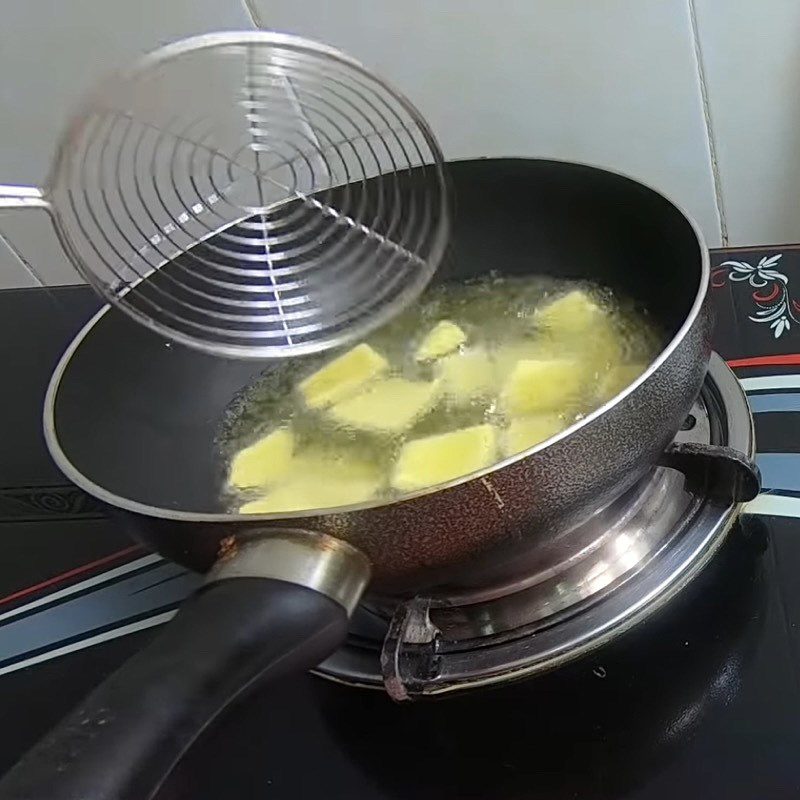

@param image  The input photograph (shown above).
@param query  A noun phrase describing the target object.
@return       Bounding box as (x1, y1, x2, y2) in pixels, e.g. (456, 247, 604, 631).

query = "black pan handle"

(659, 442, 761, 503)
(0, 530, 370, 800)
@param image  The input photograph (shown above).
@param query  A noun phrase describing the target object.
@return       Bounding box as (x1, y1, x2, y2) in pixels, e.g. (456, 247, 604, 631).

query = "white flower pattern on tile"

(714, 254, 797, 338)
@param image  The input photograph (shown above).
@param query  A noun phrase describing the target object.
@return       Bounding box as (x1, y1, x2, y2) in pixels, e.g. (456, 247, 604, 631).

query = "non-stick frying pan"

(0, 159, 759, 800)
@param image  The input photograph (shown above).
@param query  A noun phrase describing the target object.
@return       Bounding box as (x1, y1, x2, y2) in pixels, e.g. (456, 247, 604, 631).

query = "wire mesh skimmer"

(0, 31, 449, 358)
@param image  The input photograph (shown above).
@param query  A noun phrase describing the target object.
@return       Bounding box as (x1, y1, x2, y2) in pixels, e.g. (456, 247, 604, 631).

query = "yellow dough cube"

(328, 378, 439, 433)
(298, 343, 388, 409)
(502, 414, 566, 456)
(392, 424, 497, 492)
(290, 448, 383, 483)
(492, 340, 550, 384)
(501, 358, 585, 415)
(415, 320, 467, 361)
(533, 291, 624, 372)
(436, 349, 494, 404)
(238, 473, 381, 514)
(228, 428, 294, 489)
(597, 363, 646, 402)
(239, 446, 385, 513)
(534, 290, 607, 336)
(586, 324, 624, 372)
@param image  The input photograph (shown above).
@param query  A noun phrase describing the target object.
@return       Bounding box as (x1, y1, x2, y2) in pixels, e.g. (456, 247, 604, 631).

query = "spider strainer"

(0, 31, 449, 358)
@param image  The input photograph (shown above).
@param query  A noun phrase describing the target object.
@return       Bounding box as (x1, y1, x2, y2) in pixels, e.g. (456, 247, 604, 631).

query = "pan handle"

(659, 442, 761, 503)
(0, 530, 369, 800)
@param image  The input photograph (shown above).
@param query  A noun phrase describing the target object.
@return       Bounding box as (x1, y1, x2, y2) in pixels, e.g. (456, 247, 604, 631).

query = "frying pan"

(0, 159, 760, 800)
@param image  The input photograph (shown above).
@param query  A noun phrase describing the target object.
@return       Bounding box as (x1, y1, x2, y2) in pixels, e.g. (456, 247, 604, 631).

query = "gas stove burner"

(316, 353, 755, 698)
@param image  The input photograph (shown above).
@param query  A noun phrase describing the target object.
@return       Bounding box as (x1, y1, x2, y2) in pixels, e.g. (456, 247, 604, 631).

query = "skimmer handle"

(0, 185, 49, 211)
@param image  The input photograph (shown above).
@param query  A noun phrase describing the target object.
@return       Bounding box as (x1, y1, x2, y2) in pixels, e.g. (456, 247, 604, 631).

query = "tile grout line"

(241, 0, 264, 29)
(0, 229, 44, 288)
(688, 0, 729, 247)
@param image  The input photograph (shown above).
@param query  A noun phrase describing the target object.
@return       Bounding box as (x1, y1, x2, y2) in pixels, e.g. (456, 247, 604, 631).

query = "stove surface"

(2, 244, 800, 798)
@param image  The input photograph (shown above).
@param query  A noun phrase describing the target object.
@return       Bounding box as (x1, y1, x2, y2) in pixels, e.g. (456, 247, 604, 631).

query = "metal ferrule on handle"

(209, 529, 372, 616)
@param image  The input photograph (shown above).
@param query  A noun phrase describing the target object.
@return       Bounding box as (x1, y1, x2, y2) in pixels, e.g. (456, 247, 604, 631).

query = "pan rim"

(43, 156, 710, 524)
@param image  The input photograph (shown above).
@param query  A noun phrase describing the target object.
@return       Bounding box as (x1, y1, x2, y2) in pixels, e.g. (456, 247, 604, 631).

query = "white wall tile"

(249, 0, 722, 246)
(694, 0, 800, 246)
(0, 0, 253, 285)
(0, 236, 37, 289)
(0, 215, 81, 286)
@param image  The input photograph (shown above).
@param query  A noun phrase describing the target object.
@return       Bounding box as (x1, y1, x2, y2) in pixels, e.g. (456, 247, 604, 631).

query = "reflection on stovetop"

(162, 521, 768, 800)
(320, 525, 770, 799)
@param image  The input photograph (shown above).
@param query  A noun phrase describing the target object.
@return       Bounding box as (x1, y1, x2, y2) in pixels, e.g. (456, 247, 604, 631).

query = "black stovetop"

(2, 246, 800, 798)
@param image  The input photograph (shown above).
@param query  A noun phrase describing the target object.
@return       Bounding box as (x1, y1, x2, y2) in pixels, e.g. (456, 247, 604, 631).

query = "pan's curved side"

(45, 157, 709, 595)
(122, 297, 711, 596)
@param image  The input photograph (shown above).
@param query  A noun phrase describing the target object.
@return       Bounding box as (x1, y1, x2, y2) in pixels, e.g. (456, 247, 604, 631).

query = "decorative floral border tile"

(711, 246, 800, 365)
(713, 253, 796, 338)
(0, 485, 104, 522)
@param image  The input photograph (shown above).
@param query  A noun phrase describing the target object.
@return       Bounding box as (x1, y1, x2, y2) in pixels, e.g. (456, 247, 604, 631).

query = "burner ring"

(316, 352, 756, 696)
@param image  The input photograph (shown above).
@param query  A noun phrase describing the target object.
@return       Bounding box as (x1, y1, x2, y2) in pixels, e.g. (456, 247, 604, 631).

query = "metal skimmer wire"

(0, 32, 449, 358)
